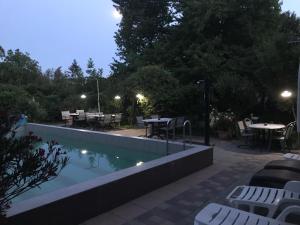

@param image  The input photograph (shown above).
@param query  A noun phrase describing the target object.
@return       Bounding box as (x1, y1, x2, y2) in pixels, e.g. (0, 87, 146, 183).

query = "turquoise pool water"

(14, 134, 163, 203)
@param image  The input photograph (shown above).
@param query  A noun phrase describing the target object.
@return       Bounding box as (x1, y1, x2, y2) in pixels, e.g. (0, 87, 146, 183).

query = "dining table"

(69, 113, 79, 117)
(248, 123, 285, 151)
(69, 113, 79, 124)
(142, 118, 172, 138)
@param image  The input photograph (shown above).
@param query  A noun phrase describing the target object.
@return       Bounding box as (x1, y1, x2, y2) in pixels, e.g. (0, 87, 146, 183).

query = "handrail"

(183, 120, 192, 150)
(166, 119, 172, 155)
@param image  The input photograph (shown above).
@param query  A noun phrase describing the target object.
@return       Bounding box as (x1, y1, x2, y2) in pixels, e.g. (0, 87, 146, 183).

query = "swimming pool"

(14, 136, 164, 203)
(9, 123, 213, 225)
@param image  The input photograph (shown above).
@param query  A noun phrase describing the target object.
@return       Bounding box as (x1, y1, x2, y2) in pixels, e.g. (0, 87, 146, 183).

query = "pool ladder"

(183, 120, 192, 150)
(165, 120, 192, 155)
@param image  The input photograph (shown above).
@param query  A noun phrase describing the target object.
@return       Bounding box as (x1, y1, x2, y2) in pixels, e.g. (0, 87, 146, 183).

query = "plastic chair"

(194, 203, 300, 225)
(61, 111, 72, 126)
(75, 110, 86, 121)
(273, 122, 296, 152)
(226, 181, 300, 217)
(160, 119, 176, 139)
(237, 121, 254, 148)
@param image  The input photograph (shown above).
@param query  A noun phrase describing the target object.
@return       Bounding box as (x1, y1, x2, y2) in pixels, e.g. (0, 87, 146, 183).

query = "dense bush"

(0, 115, 68, 221)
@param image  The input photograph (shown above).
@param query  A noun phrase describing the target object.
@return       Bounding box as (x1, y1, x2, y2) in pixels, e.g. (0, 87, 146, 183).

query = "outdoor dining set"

(238, 117, 296, 151)
(136, 115, 188, 139)
(61, 110, 122, 128)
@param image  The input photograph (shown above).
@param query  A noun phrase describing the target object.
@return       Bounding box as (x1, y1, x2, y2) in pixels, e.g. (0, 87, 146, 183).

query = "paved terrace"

(77, 129, 290, 225)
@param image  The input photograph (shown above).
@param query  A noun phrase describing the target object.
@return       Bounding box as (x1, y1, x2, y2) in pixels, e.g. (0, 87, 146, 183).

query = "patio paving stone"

(80, 130, 299, 225)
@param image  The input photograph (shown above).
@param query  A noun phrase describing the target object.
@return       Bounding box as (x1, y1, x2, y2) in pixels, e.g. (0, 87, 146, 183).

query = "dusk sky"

(0, 0, 299, 76)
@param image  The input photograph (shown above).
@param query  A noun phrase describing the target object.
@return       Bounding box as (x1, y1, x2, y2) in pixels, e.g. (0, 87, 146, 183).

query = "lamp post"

(280, 90, 296, 120)
(96, 79, 101, 114)
(197, 80, 210, 146)
(114, 95, 121, 113)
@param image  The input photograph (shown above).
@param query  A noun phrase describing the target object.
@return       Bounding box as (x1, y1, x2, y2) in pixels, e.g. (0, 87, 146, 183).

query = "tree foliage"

(0, 115, 68, 220)
(1, 0, 300, 125)
(112, 0, 300, 122)
(0, 47, 110, 122)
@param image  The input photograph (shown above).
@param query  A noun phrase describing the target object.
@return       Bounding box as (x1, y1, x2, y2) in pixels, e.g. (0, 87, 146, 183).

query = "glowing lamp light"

(136, 161, 143, 166)
(81, 149, 88, 154)
(114, 95, 121, 100)
(280, 90, 292, 98)
(136, 94, 145, 101)
(80, 94, 87, 99)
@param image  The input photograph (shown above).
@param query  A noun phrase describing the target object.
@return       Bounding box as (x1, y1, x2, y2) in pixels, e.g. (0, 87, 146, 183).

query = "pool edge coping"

(8, 124, 210, 217)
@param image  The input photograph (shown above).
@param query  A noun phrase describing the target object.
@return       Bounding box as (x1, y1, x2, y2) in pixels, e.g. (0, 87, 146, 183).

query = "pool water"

(14, 134, 163, 203)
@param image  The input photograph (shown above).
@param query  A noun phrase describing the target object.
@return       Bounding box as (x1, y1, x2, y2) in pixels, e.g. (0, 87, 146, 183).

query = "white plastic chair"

(61, 111, 72, 126)
(136, 116, 144, 128)
(114, 113, 122, 127)
(75, 110, 86, 121)
(274, 122, 296, 152)
(86, 113, 98, 127)
(284, 153, 300, 160)
(237, 121, 254, 147)
(226, 181, 300, 217)
(160, 119, 176, 139)
(194, 203, 299, 225)
(99, 114, 112, 127)
(244, 118, 253, 128)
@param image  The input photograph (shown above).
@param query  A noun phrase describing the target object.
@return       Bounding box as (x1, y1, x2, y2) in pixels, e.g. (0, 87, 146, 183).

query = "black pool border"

(8, 126, 213, 225)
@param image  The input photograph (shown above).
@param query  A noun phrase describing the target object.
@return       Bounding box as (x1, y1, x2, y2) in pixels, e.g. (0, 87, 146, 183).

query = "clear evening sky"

(0, 0, 299, 76)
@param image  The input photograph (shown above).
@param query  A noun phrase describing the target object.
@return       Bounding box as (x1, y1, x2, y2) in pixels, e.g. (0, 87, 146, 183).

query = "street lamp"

(280, 90, 296, 120)
(80, 94, 87, 99)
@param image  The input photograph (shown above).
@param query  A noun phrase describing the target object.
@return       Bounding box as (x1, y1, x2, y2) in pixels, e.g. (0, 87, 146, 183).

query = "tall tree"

(86, 58, 97, 77)
(86, 58, 103, 78)
(111, 0, 300, 119)
(67, 59, 84, 79)
(0, 49, 42, 86)
(54, 67, 65, 81)
(111, 0, 173, 75)
(0, 46, 4, 60)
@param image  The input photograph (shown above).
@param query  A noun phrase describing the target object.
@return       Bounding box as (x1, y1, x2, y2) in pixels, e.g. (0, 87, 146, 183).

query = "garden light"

(280, 90, 292, 98)
(114, 95, 121, 100)
(136, 93, 145, 100)
(80, 94, 87, 99)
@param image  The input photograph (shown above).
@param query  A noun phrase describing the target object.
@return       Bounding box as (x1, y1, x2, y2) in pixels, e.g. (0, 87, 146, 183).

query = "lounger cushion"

(249, 169, 300, 189)
(264, 160, 300, 173)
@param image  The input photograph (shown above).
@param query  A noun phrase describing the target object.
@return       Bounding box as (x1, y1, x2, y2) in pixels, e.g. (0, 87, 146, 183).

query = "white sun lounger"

(284, 153, 300, 160)
(194, 203, 299, 225)
(226, 181, 300, 217)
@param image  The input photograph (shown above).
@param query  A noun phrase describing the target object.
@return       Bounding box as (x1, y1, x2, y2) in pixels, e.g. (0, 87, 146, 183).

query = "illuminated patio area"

(80, 130, 292, 225)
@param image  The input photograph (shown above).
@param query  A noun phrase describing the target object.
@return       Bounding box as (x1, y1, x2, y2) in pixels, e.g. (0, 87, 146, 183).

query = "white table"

(142, 118, 172, 123)
(86, 114, 104, 118)
(142, 118, 172, 137)
(248, 123, 285, 151)
(69, 113, 79, 124)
